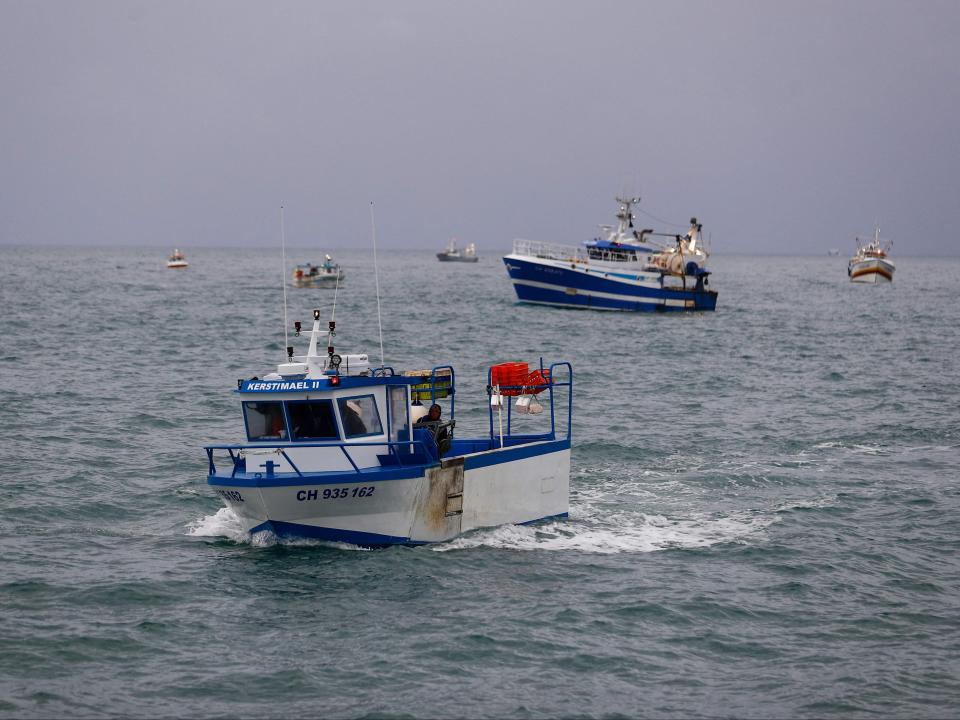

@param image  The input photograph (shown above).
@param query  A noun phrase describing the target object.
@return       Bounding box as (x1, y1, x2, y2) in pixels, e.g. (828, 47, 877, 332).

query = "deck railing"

(511, 238, 586, 263)
(512, 238, 652, 266)
(204, 439, 435, 479)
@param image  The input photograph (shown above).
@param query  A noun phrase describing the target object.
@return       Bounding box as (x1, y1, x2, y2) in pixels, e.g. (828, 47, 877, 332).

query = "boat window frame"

(387, 385, 410, 443)
(242, 400, 289, 442)
(337, 393, 384, 439)
(286, 398, 341, 442)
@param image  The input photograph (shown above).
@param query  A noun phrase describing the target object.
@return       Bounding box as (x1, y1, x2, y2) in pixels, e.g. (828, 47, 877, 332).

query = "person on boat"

(415, 404, 451, 453)
(416, 404, 442, 426)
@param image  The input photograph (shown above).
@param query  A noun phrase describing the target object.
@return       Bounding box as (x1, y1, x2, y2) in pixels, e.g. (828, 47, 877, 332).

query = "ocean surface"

(1, 246, 959, 719)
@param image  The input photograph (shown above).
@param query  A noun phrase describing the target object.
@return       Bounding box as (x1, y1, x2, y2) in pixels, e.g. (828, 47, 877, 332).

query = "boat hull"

(167, 261, 188, 269)
(503, 255, 717, 311)
(437, 254, 479, 262)
(292, 274, 343, 288)
(208, 439, 570, 546)
(849, 258, 895, 283)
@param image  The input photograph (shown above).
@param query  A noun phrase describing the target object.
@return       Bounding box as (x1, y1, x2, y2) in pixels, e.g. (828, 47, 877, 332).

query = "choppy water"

(2, 246, 959, 719)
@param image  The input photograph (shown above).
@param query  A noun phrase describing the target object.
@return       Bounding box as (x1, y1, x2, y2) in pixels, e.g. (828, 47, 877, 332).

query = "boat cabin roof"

(584, 239, 657, 253)
(238, 374, 420, 395)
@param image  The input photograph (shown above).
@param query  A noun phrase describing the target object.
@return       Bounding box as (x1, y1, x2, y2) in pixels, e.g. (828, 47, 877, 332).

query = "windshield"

(337, 394, 383, 438)
(243, 401, 287, 441)
(288, 400, 339, 441)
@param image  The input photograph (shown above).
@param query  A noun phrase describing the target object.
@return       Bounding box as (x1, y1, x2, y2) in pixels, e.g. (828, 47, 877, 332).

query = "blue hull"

(503, 256, 718, 312)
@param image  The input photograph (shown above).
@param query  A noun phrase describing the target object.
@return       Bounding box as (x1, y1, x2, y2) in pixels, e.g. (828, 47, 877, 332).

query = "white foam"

(186, 506, 250, 543)
(185, 507, 369, 550)
(433, 510, 775, 554)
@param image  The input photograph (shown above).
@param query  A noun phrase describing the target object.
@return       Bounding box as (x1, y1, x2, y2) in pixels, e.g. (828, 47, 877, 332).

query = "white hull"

(167, 261, 188, 269)
(211, 443, 570, 545)
(849, 257, 895, 283)
(292, 276, 341, 288)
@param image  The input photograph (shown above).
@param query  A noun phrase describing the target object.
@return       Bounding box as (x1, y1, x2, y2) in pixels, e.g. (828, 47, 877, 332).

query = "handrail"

(486, 359, 572, 445)
(205, 439, 434, 477)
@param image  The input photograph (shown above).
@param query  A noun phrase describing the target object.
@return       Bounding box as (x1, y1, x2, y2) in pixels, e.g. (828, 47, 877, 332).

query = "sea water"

(1, 246, 958, 718)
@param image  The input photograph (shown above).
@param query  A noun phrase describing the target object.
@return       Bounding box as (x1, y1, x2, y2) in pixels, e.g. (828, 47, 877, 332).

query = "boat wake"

(434, 509, 775, 554)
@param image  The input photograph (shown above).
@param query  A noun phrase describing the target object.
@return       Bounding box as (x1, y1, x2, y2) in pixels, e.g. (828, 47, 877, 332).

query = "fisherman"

(415, 404, 442, 426)
(415, 404, 450, 453)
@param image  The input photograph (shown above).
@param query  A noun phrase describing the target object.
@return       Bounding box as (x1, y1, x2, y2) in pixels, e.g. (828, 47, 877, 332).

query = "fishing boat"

(167, 249, 188, 269)
(503, 197, 717, 311)
(203, 311, 572, 547)
(848, 227, 895, 283)
(292, 254, 344, 287)
(437, 238, 479, 262)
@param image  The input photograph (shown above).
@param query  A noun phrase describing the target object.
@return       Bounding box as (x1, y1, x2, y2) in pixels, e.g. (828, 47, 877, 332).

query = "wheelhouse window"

(288, 400, 339, 441)
(337, 394, 383, 438)
(243, 401, 287, 441)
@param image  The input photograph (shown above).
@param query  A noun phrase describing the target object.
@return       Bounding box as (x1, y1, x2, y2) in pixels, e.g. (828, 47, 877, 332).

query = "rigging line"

(634, 206, 690, 229)
(280, 205, 289, 354)
(331, 265, 340, 324)
(370, 201, 385, 371)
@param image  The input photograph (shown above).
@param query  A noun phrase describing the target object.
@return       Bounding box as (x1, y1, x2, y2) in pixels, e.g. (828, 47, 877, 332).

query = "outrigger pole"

(370, 201, 385, 372)
(280, 205, 290, 358)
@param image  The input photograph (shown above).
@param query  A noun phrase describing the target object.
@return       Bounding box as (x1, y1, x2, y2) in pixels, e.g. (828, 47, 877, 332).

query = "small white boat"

(203, 312, 573, 546)
(848, 227, 895, 283)
(292, 255, 344, 288)
(437, 239, 479, 262)
(167, 249, 188, 269)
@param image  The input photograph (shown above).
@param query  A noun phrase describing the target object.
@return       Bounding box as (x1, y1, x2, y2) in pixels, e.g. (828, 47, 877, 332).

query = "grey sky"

(2, 0, 958, 254)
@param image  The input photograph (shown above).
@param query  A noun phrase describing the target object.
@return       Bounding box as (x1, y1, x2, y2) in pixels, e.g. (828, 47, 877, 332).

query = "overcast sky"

(2, 0, 958, 254)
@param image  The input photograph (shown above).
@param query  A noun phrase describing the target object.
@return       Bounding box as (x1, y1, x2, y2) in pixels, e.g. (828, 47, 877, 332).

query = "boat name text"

(297, 486, 376, 502)
(243, 380, 325, 392)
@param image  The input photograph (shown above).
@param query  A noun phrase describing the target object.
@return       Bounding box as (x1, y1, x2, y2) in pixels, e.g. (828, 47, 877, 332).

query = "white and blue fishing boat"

(203, 312, 572, 547)
(503, 197, 718, 311)
(292, 254, 344, 288)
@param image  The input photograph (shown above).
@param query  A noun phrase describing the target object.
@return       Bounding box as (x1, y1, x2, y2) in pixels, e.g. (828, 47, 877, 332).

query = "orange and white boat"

(848, 227, 894, 283)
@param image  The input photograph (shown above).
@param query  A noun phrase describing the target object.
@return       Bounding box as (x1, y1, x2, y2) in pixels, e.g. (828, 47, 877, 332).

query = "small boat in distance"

(503, 196, 717, 312)
(167, 249, 188, 269)
(828, 248, 841, 256)
(848, 227, 895, 283)
(292, 254, 344, 288)
(437, 238, 479, 262)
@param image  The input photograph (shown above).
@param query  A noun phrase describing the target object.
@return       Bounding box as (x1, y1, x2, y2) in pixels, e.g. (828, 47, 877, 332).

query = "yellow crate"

(405, 369, 452, 402)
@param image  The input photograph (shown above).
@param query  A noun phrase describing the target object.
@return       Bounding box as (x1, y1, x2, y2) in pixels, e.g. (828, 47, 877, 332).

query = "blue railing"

(486, 359, 572, 446)
(204, 439, 435, 479)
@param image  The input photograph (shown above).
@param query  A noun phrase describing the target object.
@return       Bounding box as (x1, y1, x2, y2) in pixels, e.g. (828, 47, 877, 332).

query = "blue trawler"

(503, 197, 718, 312)
(203, 310, 572, 547)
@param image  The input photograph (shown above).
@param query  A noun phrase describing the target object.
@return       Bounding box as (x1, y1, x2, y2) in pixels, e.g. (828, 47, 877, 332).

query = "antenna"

(370, 201, 385, 371)
(280, 205, 290, 355)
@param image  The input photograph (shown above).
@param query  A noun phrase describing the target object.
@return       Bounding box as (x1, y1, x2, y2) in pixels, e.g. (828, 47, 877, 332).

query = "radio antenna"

(280, 205, 290, 355)
(370, 201, 385, 371)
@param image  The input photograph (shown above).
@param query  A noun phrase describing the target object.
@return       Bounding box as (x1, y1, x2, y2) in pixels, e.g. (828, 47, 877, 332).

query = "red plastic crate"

(491, 362, 529, 396)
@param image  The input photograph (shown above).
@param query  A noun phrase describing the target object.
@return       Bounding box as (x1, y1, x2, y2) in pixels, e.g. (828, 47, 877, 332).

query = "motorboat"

(848, 227, 895, 283)
(292, 254, 344, 288)
(167, 249, 188, 269)
(203, 310, 572, 546)
(503, 197, 717, 311)
(437, 239, 479, 262)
